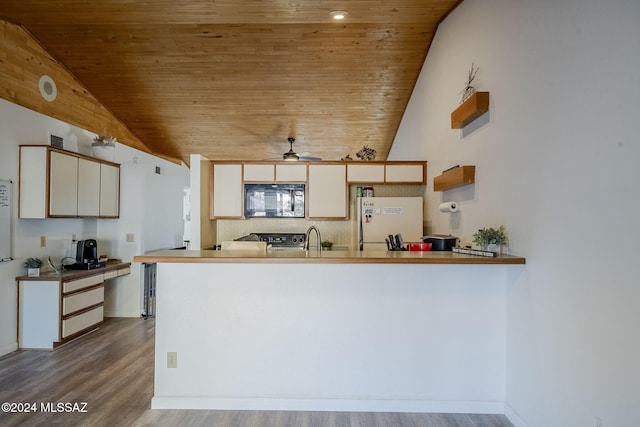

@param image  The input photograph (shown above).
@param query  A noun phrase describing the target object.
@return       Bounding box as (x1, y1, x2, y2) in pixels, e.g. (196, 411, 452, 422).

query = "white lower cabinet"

(63, 286, 104, 315)
(62, 306, 104, 339)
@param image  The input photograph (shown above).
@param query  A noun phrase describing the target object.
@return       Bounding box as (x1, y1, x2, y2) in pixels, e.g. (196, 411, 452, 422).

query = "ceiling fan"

(282, 137, 322, 161)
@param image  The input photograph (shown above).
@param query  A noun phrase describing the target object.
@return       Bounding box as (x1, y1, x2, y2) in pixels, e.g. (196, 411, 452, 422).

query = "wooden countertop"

(16, 261, 131, 281)
(133, 249, 525, 265)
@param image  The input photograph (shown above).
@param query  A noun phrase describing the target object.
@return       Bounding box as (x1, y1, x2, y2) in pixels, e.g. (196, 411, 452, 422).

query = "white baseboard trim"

(104, 311, 141, 318)
(505, 402, 530, 427)
(0, 341, 18, 358)
(151, 397, 505, 414)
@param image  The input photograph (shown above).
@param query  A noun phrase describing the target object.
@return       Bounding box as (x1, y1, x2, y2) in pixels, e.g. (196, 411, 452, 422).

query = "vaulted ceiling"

(0, 1, 460, 164)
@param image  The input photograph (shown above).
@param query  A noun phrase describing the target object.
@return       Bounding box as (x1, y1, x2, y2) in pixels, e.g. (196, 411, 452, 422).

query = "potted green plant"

(92, 135, 117, 161)
(321, 241, 333, 251)
(472, 225, 508, 254)
(24, 257, 43, 277)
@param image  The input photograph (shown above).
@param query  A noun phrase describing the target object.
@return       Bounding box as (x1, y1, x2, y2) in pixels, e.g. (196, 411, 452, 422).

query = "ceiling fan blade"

(297, 151, 310, 157)
(299, 155, 322, 161)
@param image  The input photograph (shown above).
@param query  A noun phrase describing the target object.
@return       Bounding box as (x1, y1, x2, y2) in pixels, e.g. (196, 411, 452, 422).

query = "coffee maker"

(67, 239, 106, 270)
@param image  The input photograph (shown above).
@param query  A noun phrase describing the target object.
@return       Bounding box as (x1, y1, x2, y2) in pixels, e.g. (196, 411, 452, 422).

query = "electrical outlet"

(40, 236, 46, 247)
(167, 352, 177, 368)
(126, 233, 135, 243)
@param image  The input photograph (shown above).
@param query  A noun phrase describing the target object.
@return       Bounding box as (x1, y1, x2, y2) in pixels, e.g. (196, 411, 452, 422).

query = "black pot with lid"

(421, 234, 459, 251)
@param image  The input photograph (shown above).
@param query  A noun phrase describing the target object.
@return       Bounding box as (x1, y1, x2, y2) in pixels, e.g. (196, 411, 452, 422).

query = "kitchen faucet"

(304, 226, 321, 251)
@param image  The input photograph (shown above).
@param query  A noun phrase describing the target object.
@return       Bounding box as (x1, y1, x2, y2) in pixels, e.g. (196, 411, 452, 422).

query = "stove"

(254, 233, 306, 249)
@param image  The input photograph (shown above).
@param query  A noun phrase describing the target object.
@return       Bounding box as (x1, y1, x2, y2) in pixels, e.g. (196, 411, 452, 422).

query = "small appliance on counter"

(66, 239, 106, 270)
(421, 234, 459, 251)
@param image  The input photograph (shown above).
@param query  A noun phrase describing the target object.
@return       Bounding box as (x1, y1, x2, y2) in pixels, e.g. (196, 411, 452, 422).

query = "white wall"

(389, 1, 640, 426)
(153, 262, 511, 413)
(0, 98, 189, 352)
(100, 144, 189, 317)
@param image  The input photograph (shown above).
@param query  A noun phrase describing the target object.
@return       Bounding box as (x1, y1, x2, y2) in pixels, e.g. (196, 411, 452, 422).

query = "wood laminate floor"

(0, 318, 514, 427)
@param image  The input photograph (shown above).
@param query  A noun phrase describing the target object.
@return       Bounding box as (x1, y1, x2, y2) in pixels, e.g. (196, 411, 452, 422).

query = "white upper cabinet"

(347, 164, 385, 183)
(384, 164, 425, 183)
(307, 164, 347, 219)
(49, 151, 79, 217)
(19, 146, 48, 219)
(212, 163, 243, 218)
(99, 163, 120, 217)
(243, 164, 274, 182)
(77, 158, 101, 217)
(19, 146, 120, 219)
(275, 164, 307, 182)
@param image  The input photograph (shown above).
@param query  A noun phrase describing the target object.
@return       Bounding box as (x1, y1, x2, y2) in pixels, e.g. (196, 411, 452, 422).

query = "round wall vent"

(38, 75, 57, 102)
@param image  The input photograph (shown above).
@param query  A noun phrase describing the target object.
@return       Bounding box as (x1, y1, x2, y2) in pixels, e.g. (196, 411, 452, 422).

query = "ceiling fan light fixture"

(283, 137, 299, 161)
(330, 10, 348, 20)
(283, 150, 299, 161)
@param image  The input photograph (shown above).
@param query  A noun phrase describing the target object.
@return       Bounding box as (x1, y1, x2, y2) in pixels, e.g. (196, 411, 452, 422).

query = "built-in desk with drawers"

(16, 261, 131, 349)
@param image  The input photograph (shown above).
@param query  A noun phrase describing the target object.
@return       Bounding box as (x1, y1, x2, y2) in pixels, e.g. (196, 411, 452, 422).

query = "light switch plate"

(126, 233, 135, 243)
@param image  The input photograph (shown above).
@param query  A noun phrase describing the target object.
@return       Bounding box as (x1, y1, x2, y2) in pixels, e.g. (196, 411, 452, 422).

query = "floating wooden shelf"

(433, 165, 476, 191)
(451, 92, 490, 129)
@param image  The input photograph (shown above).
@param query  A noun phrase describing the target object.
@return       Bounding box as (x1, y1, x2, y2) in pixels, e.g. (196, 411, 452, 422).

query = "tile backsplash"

(214, 184, 424, 249)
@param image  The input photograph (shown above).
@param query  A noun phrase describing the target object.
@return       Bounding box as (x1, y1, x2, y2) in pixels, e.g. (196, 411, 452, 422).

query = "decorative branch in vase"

(460, 62, 479, 104)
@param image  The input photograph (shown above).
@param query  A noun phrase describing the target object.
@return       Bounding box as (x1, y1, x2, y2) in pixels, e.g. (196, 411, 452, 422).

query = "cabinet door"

(308, 164, 347, 218)
(49, 151, 78, 216)
(244, 164, 274, 182)
(385, 164, 425, 183)
(77, 158, 101, 216)
(347, 164, 385, 183)
(19, 280, 60, 348)
(212, 164, 243, 218)
(100, 163, 120, 217)
(19, 146, 48, 218)
(275, 164, 307, 182)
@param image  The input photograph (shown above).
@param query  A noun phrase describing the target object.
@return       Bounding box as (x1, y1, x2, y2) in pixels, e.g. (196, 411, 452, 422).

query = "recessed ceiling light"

(330, 10, 348, 20)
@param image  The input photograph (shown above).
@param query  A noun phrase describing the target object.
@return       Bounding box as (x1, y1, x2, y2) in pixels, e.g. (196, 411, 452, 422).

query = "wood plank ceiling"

(0, 1, 460, 164)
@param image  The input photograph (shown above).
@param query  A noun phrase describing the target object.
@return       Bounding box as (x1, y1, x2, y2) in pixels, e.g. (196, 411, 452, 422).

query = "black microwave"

(244, 183, 305, 218)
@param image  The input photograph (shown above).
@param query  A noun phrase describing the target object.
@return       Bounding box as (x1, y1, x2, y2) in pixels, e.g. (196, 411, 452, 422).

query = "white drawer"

(63, 274, 104, 293)
(104, 266, 130, 280)
(103, 270, 118, 280)
(62, 306, 103, 338)
(63, 286, 104, 315)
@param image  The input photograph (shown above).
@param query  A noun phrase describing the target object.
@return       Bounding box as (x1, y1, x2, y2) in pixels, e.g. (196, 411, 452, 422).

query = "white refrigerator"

(357, 196, 424, 250)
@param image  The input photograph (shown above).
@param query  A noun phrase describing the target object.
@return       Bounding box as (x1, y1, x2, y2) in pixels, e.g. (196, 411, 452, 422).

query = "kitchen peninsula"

(134, 249, 524, 414)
